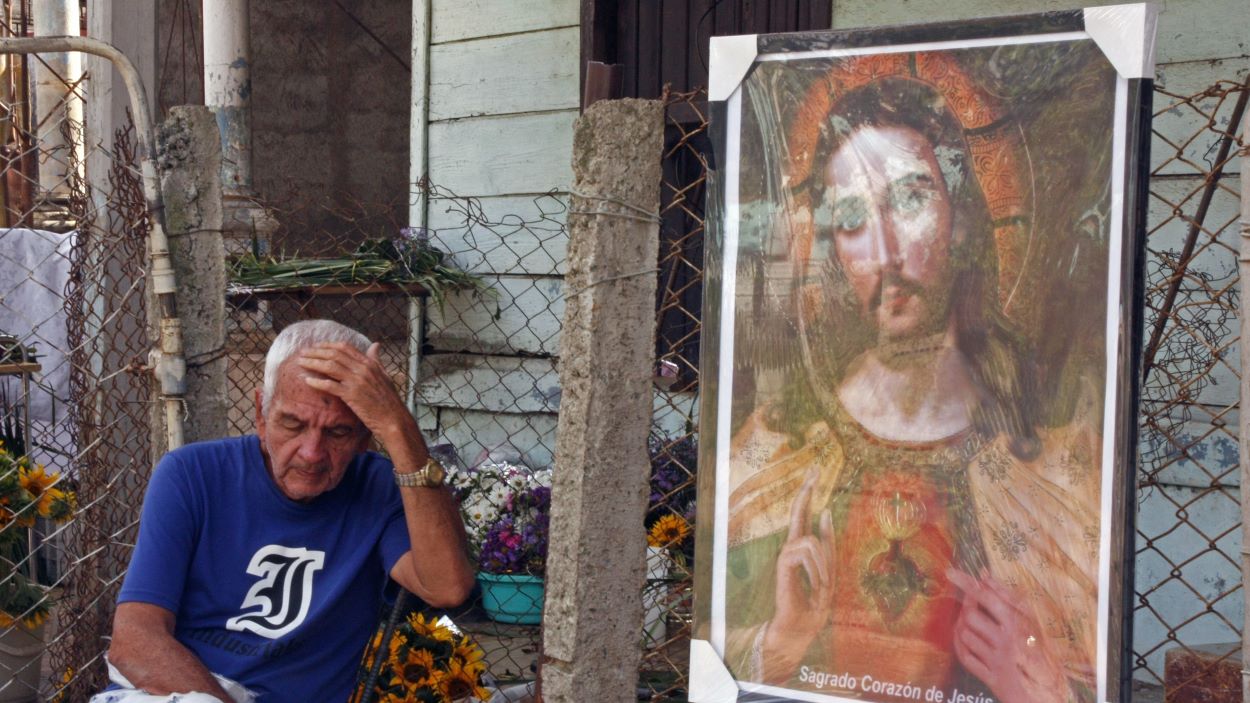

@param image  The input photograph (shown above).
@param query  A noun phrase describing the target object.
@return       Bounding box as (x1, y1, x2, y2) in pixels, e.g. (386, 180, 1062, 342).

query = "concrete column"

(32, 0, 83, 200)
(542, 98, 664, 702)
(156, 106, 227, 448)
(202, 0, 274, 250)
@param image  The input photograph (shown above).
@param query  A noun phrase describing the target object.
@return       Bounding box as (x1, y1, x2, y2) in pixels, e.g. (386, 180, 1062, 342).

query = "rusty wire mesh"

(639, 78, 1250, 703)
(0, 35, 1239, 702)
(639, 88, 709, 701)
(1134, 76, 1247, 702)
(0, 39, 156, 702)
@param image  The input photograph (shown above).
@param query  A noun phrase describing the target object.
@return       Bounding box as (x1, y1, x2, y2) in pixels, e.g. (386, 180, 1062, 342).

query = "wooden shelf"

(0, 361, 41, 376)
(226, 281, 430, 303)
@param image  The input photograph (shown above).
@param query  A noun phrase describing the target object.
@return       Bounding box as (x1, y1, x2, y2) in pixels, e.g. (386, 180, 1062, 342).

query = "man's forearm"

(110, 603, 234, 702)
(376, 419, 475, 603)
(393, 483, 476, 606)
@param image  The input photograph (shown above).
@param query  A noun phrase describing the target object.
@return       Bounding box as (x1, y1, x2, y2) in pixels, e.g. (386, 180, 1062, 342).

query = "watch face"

(426, 458, 447, 484)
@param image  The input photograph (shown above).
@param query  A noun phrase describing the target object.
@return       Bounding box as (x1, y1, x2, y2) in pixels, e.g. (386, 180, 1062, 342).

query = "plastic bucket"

(0, 624, 44, 703)
(478, 573, 544, 625)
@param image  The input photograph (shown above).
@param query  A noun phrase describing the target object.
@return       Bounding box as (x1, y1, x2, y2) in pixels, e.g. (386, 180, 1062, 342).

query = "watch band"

(394, 456, 446, 488)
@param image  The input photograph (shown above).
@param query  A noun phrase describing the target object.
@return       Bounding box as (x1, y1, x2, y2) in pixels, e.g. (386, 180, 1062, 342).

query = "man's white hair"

(262, 319, 371, 408)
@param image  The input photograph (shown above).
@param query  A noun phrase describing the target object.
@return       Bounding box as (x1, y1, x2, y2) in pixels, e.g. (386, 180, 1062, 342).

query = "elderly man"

(97, 319, 474, 702)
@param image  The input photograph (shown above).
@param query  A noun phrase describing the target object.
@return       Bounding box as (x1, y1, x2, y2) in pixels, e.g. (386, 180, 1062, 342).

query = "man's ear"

(254, 389, 266, 437)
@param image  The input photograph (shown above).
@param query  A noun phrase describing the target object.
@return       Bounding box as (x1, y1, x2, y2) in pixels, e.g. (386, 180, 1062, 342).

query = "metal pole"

(405, 0, 432, 413)
(1239, 85, 1249, 703)
(31, 0, 82, 199)
(201, 0, 274, 252)
(202, 0, 253, 196)
(0, 35, 185, 451)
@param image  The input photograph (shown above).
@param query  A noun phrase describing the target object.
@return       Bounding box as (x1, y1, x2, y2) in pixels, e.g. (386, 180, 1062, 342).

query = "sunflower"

(20, 466, 74, 521)
(0, 606, 47, 631)
(394, 647, 438, 689)
(452, 635, 487, 672)
(0, 469, 35, 527)
(436, 656, 490, 701)
(405, 612, 455, 643)
(50, 666, 74, 703)
(19, 465, 55, 498)
(647, 513, 690, 548)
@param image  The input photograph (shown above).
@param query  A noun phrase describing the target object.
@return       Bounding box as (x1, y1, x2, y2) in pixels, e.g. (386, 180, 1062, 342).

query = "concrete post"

(154, 106, 226, 449)
(542, 98, 664, 702)
(202, 0, 275, 251)
(32, 0, 83, 200)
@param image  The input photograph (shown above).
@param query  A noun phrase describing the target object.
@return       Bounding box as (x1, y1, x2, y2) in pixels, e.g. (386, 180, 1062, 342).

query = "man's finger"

(797, 550, 821, 594)
(972, 577, 1017, 629)
(946, 567, 979, 596)
(795, 537, 828, 588)
(302, 375, 340, 392)
(953, 627, 993, 685)
(295, 355, 353, 381)
(983, 575, 1031, 619)
(300, 343, 369, 368)
(788, 471, 818, 540)
(818, 510, 837, 594)
(958, 607, 1003, 652)
(957, 614, 997, 656)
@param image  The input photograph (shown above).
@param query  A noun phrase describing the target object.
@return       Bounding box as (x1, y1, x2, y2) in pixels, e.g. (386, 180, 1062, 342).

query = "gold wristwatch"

(394, 456, 446, 488)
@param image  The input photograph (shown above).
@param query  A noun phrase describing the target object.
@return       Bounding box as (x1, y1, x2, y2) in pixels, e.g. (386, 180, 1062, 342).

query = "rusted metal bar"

(1239, 82, 1250, 703)
(0, 34, 185, 450)
(1142, 77, 1250, 380)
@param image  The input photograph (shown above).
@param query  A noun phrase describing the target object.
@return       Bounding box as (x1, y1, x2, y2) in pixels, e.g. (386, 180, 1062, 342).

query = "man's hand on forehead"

(294, 342, 410, 438)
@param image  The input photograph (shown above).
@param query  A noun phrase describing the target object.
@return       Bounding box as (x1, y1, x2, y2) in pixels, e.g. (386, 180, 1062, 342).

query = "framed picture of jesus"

(690, 6, 1157, 703)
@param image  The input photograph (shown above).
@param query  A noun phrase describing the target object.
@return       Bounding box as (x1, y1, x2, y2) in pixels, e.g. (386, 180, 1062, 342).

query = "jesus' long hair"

(770, 78, 1041, 460)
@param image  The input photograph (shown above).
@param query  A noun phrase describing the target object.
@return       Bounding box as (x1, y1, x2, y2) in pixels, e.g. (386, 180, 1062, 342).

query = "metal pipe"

(202, 0, 254, 196)
(408, 0, 431, 228)
(405, 0, 432, 413)
(31, 0, 82, 198)
(1239, 84, 1249, 703)
(1143, 76, 1250, 380)
(0, 35, 185, 450)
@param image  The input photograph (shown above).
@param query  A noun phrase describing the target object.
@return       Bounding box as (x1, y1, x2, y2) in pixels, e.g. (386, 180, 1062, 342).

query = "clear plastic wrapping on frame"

(692, 5, 1157, 703)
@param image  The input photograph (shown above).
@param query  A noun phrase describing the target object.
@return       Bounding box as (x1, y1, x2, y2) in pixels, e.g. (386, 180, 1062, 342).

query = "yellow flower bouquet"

(0, 441, 76, 631)
(350, 612, 490, 703)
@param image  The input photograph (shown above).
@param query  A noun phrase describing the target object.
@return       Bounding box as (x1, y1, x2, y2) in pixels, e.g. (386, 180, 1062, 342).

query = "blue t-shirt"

(117, 435, 410, 701)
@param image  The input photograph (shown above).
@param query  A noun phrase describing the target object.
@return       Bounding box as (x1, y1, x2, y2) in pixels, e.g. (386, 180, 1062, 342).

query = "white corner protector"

(709, 35, 758, 102)
(1084, 3, 1159, 79)
(689, 639, 739, 702)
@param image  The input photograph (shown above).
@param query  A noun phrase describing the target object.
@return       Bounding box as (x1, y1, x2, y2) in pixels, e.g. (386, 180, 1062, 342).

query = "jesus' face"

(821, 124, 956, 341)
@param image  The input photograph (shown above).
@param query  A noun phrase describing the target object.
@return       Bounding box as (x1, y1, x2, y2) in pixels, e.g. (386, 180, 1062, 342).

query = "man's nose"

(868, 206, 901, 270)
(296, 431, 328, 463)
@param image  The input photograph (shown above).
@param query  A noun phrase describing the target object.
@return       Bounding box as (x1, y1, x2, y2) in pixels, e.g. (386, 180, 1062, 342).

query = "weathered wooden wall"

(414, 0, 579, 469)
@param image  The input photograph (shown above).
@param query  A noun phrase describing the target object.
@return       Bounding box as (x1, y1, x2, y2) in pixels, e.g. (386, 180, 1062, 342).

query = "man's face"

(820, 124, 956, 340)
(255, 358, 369, 503)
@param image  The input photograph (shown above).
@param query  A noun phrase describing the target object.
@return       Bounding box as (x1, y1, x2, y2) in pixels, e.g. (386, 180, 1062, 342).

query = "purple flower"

(478, 485, 550, 575)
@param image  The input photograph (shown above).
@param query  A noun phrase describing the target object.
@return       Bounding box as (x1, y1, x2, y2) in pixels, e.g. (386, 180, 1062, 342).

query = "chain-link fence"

(225, 184, 566, 702)
(0, 36, 157, 702)
(635, 77, 1250, 703)
(2, 29, 1243, 702)
(640, 89, 708, 701)
(1134, 75, 1247, 701)
(223, 92, 715, 698)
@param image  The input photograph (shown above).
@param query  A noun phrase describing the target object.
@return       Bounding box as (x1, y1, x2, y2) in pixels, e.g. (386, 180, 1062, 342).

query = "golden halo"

(784, 51, 1034, 317)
